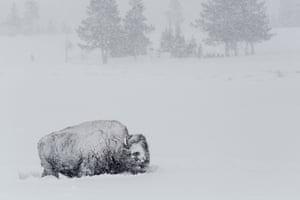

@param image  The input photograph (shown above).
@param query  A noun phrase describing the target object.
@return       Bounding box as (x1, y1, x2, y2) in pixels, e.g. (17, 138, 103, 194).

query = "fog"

(0, 0, 280, 30)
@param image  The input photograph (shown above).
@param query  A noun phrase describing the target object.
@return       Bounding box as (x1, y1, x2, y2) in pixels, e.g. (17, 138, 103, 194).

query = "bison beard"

(38, 120, 150, 178)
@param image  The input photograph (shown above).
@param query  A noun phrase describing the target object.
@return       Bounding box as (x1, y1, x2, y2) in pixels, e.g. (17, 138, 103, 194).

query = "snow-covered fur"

(38, 120, 150, 178)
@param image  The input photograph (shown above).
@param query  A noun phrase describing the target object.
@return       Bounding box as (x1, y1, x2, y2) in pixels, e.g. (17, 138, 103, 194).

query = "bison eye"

(132, 152, 140, 157)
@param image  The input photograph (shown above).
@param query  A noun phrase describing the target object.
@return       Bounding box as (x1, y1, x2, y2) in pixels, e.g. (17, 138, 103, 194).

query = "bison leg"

(77, 160, 94, 177)
(41, 159, 59, 178)
(42, 168, 59, 178)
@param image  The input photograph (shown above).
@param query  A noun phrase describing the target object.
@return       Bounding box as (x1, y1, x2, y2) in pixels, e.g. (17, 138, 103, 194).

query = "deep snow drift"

(1, 28, 300, 200)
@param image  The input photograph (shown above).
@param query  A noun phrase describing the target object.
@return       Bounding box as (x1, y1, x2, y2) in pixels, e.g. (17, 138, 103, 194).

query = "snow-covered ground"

(1, 28, 300, 199)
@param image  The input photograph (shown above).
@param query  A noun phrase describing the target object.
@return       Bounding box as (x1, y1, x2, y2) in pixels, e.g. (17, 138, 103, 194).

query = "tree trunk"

(250, 42, 255, 55)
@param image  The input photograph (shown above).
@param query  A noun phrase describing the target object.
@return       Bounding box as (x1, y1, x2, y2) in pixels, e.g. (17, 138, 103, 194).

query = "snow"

(1, 28, 300, 199)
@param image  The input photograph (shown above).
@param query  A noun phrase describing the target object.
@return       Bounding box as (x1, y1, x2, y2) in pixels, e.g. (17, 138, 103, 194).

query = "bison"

(38, 120, 150, 178)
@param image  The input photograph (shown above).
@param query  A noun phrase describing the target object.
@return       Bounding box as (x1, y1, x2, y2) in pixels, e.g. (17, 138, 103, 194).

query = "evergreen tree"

(194, 0, 241, 56)
(197, 43, 203, 58)
(240, 0, 273, 55)
(186, 37, 197, 57)
(110, 29, 128, 57)
(161, 0, 187, 58)
(77, 0, 121, 64)
(160, 28, 175, 54)
(7, 3, 21, 35)
(24, 0, 40, 34)
(194, 0, 272, 56)
(160, 28, 198, 58)
(171, 28, 186, 57)
(124, 0, 154, 59)
(166, 0, 184, 31)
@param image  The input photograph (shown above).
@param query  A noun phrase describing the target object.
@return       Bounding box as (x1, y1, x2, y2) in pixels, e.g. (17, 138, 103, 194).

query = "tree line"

(194, 0, 273, 56)
(0, 1, 39, 35)
(0, 1, 72, 36)
(78, 0, 273, 64)
(77, 0, 153, 64)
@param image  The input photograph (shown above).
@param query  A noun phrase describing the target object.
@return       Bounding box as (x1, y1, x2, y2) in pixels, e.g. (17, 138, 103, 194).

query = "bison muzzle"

(38, 120, 150, 178)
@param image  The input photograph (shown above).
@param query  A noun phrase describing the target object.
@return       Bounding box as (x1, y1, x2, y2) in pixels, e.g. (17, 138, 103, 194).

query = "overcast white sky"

(0, 0, 280, 30)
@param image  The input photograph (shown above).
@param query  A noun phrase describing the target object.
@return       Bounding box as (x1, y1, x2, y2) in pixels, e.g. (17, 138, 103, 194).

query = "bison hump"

(55, 120, 128, 156)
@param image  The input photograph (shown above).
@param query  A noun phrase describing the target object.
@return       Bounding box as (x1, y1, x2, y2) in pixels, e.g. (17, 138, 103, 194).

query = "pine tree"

(7, 3, 21, 35)
(160, 28, 175, 54)
(110, 29, 128, 57)
(240, 0, 273, 55)
(77, 0, 121, 64)
(186, 37, 197, 57)
(24, 0, 40, 34)
(197, 43, 203, 58)
(194, 0, 272, 56)
(161, 0, 186, 58)
(166, 0, 184, 31)
(171, 28, 186, 57)
(194, 0, 241, 56)
(124, 0, 154, 59)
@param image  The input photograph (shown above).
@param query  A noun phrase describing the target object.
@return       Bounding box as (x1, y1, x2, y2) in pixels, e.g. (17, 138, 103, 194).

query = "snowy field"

(1, 28, 300, 199)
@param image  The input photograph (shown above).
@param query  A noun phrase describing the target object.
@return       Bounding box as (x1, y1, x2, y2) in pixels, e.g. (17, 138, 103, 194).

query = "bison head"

(122, 134, 150, 174)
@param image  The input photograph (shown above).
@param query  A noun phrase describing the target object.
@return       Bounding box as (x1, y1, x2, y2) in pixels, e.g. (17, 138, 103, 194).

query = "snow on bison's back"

(38, 120, 150, 178)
